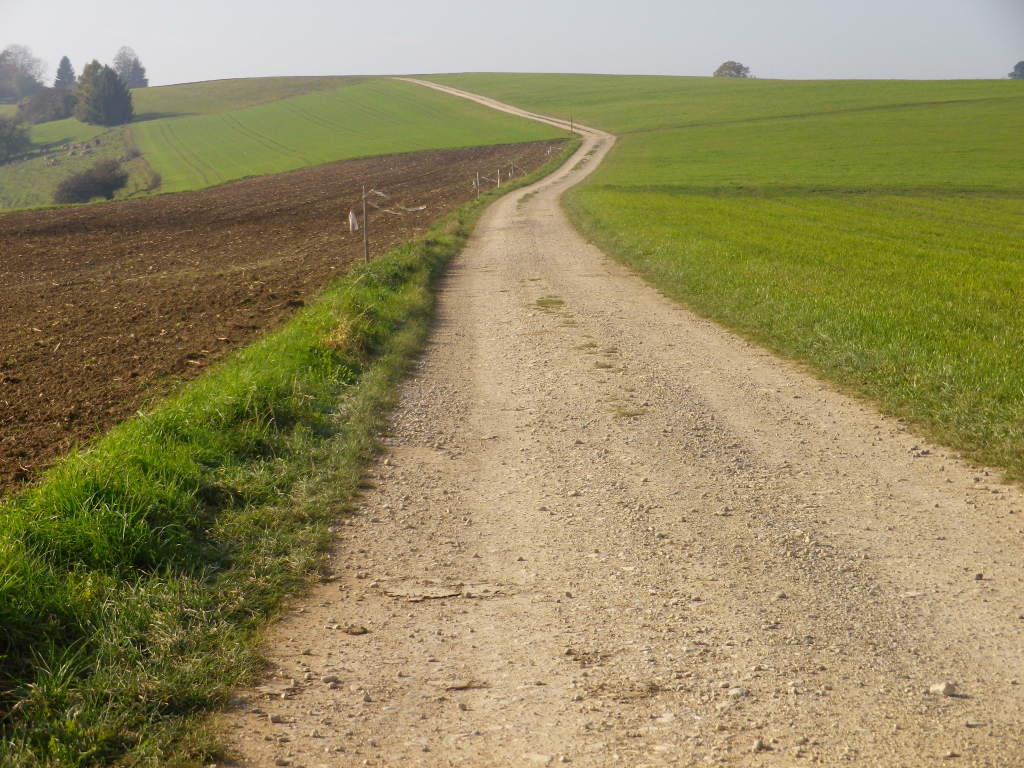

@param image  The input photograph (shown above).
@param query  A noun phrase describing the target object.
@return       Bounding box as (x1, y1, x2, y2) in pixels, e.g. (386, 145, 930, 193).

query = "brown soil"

(0, 140, 565, 493)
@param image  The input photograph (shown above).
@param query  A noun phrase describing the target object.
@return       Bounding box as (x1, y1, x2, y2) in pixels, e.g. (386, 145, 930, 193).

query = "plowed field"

(0, 140, 564, 492)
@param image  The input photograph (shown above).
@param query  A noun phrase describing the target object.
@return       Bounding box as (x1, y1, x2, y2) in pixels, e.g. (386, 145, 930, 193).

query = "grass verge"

(563, 187, 1024, 481)
(430, 73, 1024, 483)
(0, 139, 578, 768)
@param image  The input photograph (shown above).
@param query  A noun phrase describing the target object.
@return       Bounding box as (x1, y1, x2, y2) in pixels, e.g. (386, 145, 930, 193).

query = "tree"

(74, 61, 133, 126)
(0, 45, 45, 100)
(113, 46, 149, 88)
(0, 117, 31, 163)
(713, 61, 752, 79)
(17, 87, 75, 124)
(73, 60, 101, 121)
(54, 56, 76, 89)
(1010, 61, 1024, 80)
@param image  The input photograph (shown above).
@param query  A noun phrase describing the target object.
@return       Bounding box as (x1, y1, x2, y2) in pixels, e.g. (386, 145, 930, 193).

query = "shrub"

(53, 159, 129, 204)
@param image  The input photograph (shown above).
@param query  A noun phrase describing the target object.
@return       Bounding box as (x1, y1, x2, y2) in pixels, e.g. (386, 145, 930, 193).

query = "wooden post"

(361, 185, 369, 263)
(476, 171, 480, 198)
(496, 168, 501, 189)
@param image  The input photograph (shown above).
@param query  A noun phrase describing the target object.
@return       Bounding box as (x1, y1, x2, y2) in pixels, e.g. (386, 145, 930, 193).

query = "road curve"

(222, 81, 1024, 767)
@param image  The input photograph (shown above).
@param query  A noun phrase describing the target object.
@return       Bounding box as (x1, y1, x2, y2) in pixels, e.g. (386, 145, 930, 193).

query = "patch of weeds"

(535, 296, 565, 311)
(518, 189, 540, 207)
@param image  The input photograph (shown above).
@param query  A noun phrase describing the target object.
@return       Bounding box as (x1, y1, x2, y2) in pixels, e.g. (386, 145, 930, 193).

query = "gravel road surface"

(221, 82, 1024, 767)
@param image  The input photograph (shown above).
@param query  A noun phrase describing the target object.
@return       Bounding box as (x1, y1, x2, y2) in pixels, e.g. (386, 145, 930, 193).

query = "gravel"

(220, 81, 1024, 768)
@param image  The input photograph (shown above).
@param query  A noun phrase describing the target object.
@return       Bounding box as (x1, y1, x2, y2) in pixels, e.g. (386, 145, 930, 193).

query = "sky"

(2, 0, 1022, 87)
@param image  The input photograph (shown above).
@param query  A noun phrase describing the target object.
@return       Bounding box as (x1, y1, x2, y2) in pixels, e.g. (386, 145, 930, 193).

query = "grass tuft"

(535, 295, 565, 311)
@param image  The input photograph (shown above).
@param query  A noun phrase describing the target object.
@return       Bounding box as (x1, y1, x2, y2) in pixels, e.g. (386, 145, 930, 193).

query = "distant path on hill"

(222, 82, 1024, 766)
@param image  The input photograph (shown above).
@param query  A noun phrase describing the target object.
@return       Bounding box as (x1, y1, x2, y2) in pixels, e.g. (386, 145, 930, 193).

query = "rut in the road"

(220, 83, 1024, 768)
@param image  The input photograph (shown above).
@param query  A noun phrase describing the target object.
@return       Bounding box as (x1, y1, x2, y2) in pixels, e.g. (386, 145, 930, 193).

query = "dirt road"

(222, 84, 1024, 767)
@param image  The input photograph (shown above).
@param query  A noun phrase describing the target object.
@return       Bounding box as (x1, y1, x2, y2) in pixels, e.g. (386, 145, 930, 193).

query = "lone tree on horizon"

(1010, 61, 1024, 79)
(54, 56, 76, 89)
(713, 61, 752, 78)
(113, 46, 149, 88)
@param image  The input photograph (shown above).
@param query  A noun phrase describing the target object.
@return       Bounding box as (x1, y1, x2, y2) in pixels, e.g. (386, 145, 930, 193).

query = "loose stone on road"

(221, 84, 1024, 766)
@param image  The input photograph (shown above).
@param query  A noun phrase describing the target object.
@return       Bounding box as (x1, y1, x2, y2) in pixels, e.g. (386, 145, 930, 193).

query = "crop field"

(429, 74, 1024, 479)
(0, 138, 564, 492)
(0, 76, 560, 209)
(0, 79, 357, 209)
(131, 75, 361, 118)
(132, 78, 563, 193)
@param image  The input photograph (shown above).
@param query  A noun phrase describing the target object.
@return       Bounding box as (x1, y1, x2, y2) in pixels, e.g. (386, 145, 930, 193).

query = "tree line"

(1, 45, 149, 128)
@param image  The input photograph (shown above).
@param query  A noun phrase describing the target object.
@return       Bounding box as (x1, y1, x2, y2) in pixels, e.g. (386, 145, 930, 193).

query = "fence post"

(361, 185, 369, 263)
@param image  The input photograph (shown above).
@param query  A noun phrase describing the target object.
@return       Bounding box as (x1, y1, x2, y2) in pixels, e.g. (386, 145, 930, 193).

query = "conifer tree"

(74, 61, 133, 125)
(54, 56, 76, 89)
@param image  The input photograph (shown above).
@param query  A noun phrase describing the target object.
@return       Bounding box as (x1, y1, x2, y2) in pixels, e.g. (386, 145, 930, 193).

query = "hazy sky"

(3, 0, 1022, 87)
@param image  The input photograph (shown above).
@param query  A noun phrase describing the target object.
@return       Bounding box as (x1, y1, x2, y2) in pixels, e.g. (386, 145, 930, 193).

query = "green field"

(0, 76, 559, 209)
(430, 74, 1024, 478)
(133, 78, 561, 193)
(0, 121, 144, 210)
(132, 75, 360, 118)
(2, 77, 351, 127)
